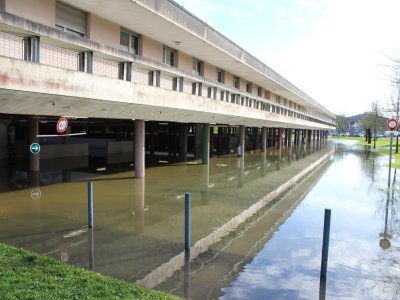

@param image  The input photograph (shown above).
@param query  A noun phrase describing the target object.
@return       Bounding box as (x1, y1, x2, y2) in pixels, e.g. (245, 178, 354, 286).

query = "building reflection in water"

(0, 140, 332, 299)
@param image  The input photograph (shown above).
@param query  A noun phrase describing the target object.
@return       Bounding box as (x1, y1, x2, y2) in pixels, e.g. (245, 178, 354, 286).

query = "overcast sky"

(174, 0, 400, 116)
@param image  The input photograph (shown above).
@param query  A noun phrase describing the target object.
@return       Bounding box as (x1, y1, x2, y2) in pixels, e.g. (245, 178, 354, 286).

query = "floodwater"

(0, 140, 399, 299)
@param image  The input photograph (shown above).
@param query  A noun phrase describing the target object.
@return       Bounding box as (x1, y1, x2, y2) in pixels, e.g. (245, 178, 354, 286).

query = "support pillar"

(202, 123, 210, 165)
(261, 127, 267, 152)
(239, 125, 245, 157)
(288, 129, 292, 147)
(217, 127, 223, 155)
(29, 116, 40, 187)
(226, 127, 232, 155)
(179, 124, 188, 162)
(253, 127, 259, 150)
(308, 130, 312, 144)
(277, 128, 282, 149)
(134, 120, 145, 178)
(209, 126, 214, 158)
(133, 178, 145, 233)
(194, 124, 203, 160)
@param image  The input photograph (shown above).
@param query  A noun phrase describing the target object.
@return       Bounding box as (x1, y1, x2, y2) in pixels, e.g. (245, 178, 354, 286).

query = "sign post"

(387, 118, 398, 187)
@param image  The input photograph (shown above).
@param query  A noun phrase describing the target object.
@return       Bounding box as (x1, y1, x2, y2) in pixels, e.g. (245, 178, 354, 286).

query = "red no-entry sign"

(387, 118, 398, 131)
(56, 117, 68, 133)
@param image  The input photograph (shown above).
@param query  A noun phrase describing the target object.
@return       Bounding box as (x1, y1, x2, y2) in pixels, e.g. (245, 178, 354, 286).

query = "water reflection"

(0, 142, 332, 299)
(218, 140, 400, 300)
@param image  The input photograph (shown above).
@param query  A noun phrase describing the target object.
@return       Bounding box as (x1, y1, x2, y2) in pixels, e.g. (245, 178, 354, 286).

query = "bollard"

(185, 193, 191, 251)
(320, 209, 331, 278)
(88, 181, 94, 228)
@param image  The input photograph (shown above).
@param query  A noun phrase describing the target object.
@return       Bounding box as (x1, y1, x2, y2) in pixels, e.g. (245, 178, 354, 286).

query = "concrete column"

(226, 127, 232, 155)
(297, 129, 301, 145)
(149, 122, 155, 165)
(135, 120, 145, 178)
(239, 125, 245, 157)
(238, 155, 245, 188)
(261, 127, 267, 152)
(29, 116, 40, 187)
(277, 128, 282, 149)
(202, 123, 210, 165)
(217, 127, 223, 155)
(209, 126, 214, 158)
(194, 124, 203, 160)
(179, 124, 188, 162)
(133, 178, 145, 233)
(288, 129, 292, 147)
(253, 127, 259, 150)
(308, 129, 312, 144)
(200, 164, 210, 205)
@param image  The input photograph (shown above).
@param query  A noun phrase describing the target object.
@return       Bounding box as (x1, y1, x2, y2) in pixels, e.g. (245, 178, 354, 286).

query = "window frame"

(217, 68, 225, 84)
(120, 29, 140, 55)
(233, 76, 240, 89)
(192, 58, 204, 76)
(163, 45, 177, 67)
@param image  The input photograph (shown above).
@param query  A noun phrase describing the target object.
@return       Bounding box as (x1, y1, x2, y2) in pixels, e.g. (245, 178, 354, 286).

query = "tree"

(336, 112, 347, 134)
(385, 56, 400, 152)
(361, 112, 373, 144)
(361, 102, 385, 147)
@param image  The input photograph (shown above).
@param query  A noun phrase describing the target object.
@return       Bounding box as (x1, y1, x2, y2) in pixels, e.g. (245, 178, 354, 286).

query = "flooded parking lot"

(1, 140, 399, 299)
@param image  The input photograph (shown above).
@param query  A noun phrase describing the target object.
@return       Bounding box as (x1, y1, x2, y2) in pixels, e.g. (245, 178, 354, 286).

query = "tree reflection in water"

(368, 169, 400, 299)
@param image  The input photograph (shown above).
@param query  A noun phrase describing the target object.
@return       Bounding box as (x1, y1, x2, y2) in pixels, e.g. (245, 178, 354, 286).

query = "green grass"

(330, 136, 400, 168)
(0, 243, 181, 300)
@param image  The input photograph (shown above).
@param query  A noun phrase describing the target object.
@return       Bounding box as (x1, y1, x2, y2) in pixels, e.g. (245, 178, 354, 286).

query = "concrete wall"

(0, 56, 134, 103)
(224, 71, 233, 88)
(142, 36, 163, 62)
(107, 141, 133, 164)
(203, 63, 216, 80)
(41, 143, 88, 159)
(0, 119, 10, 160)
(88, 13, 119, 48)
(178, 51, 192, 73)
(5, 0, 55, 27)
(14, 142, 88, 159)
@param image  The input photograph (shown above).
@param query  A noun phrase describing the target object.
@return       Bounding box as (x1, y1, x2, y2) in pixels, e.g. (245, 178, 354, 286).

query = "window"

(56, 1, 87, 37)
(120, 30, 140, 55)
(233, 76, 240, 89)
(246, 82, 252, 93)
(217, 68, 225, 83)
(193, 58, 203, 76)
(257, 87, 262, 97)
(163, 46, 177, 67)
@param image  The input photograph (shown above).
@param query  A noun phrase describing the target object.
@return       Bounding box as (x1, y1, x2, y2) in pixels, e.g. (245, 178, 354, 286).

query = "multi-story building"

(0, 0, 335, 185)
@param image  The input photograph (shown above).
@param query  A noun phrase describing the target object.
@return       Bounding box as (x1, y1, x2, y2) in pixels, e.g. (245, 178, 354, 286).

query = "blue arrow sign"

(30, 143, 41, 154)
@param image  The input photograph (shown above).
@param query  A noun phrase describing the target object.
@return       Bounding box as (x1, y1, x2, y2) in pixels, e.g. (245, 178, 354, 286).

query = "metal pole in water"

(320, 209, 331, 278)
(388, 132, 394, 187)
(185, 193, 191, 251)
(88, 181, 94, 228)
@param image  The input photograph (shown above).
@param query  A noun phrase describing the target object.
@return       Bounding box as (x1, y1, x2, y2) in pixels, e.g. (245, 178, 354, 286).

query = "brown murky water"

(6, 140, 397, 300)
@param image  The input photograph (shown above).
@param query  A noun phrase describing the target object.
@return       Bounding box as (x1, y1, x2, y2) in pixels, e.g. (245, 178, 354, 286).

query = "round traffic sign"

(387, 118, 398, 131)
(30, 188, 42, 200)
(56, 117, 69, 133)
(29, 143, 40, 154)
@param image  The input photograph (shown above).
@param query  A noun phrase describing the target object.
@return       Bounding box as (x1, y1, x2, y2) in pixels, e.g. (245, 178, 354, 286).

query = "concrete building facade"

(0, 0, 335, 184)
